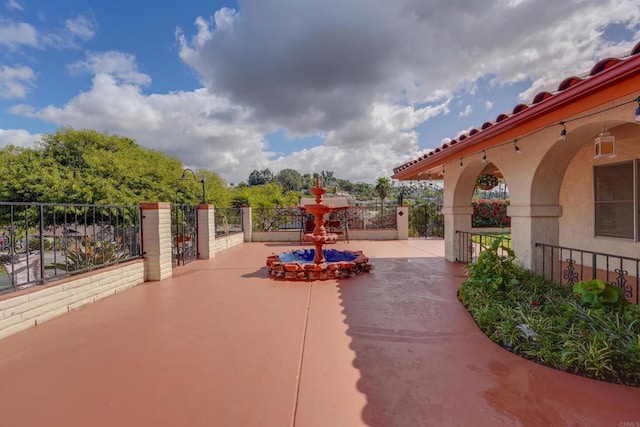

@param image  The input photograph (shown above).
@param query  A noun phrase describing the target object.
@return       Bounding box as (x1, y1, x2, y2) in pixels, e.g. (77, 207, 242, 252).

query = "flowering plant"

(476, 174, 499, 190)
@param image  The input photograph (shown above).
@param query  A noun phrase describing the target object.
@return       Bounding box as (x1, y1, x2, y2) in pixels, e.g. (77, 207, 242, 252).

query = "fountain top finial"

(311, 177, 326, 204)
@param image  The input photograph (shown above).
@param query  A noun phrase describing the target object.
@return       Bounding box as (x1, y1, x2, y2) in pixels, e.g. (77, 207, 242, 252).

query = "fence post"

(140, 202, 172, 281)
(396, 206, 409, 240)
(197, 204, 215, 259)
(242, 206, 252, 242)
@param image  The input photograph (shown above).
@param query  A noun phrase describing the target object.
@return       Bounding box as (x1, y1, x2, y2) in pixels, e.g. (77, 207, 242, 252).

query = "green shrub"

(573, 279, 628, 309)
(464, 237, 519, 292)
(458, 267, 640, 386)
(27, 237, 52, 252)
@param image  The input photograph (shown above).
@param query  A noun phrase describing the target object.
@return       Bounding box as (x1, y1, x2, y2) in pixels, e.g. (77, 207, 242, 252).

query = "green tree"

(374, 177, 392, 214)
(275, 168, 303, 191)
(248, 169, 273, 186)
(0, 127, 193, 204)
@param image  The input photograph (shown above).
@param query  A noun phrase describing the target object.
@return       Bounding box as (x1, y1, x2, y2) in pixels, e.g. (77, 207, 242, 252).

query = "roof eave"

(392, 54, 640, 180)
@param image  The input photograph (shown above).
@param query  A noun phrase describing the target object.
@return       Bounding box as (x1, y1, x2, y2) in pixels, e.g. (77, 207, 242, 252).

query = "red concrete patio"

(0, 240, 638, 426)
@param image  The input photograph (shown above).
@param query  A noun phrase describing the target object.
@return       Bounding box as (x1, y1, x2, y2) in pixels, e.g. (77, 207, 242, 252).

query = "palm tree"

(374, 177, 392, 216)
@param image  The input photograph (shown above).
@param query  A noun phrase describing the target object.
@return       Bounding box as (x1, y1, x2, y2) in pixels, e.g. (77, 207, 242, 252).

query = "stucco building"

(392, 41, 640, 302)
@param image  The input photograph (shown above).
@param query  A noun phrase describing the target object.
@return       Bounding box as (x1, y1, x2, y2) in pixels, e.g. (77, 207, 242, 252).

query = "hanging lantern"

(594, 129, 615, 158)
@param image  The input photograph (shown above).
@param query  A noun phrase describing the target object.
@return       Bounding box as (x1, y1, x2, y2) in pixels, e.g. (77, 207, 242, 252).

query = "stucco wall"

(559, 137, 639, 260)
(0, 260, 145, 340)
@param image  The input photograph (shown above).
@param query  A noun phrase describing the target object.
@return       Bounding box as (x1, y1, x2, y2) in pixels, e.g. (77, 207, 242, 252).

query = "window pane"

(595, 202, 634, 238)
(594, 162, 633, 201)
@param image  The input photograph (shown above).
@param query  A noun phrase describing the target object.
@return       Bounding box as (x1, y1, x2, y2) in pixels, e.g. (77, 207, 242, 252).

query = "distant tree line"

(0, 127, 442, 209)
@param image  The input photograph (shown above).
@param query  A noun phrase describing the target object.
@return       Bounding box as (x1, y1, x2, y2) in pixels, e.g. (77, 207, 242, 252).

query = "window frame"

(593, 160, 638, 241)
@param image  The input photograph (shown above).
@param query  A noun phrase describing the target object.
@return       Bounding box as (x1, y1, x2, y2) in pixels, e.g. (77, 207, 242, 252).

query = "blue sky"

(1, 0, 639, 184)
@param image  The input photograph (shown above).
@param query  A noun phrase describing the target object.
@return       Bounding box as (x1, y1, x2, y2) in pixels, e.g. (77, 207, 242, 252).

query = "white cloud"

(0, 17, 37, 49)
(0, 65, 35, 98)
(5, 0, 23, 12)
(65, 15, 96, 41)
(458, 105, 473, 117)
(173, 0, 640, 161)
(42, 14, 96, 49)
(0, 128, 41, 148)
(10, 64, 273, 184)
(69, 51, 151, 86)
(8, 0, 640, 183)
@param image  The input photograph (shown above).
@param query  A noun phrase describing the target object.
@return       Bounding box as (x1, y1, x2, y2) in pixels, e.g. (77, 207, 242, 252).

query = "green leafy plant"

(465, 237, 519, 292)
(66, 237, 127, 272)
(459, 268, 640, 386)
(573, 279, 627, 309)
(476, 174, 499, 189)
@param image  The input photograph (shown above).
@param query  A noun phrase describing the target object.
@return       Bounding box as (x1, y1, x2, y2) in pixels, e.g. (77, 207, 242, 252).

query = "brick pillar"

(197, 204, 215, 259)
(396, 206, 409, 240)
(242, 206, 252, 242)
(140, 202, 172, 281)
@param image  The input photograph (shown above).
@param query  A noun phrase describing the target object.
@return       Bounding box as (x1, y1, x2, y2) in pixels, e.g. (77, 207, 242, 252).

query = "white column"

(242, 206, 252, 242)
(508, 205, 562, 271)
(140, 202, 172, 281)
(197, 204, 215, 259)
(396, 206, 409, 240)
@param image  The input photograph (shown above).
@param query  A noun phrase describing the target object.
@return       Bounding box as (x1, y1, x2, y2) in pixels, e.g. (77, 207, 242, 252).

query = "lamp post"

(180, 168, 206, 204)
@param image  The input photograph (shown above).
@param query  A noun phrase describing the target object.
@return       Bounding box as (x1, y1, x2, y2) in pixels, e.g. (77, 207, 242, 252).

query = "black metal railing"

(250, 205, 399, 233)
(215, 207, 243, 237)
(0, 203, 141, 295)
(455, 230, 512, 264)
(171, 204, 197, 267)
(536, 243, 639, 304)
(343, 206, 397, 230)
(409, 203, 444, 238)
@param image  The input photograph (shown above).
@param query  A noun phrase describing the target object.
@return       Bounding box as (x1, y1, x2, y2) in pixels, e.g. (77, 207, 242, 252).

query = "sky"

(1, 0, 639, 185)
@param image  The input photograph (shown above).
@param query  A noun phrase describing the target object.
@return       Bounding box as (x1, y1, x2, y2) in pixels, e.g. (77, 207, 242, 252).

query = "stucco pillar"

(242, 206, 252, 242)
(197, 204, 215, 259)
(140, 202, 172, 281)
(442, 206, 473, 263)
(396, 206, 409, 240)
(508, 205, 562, 272)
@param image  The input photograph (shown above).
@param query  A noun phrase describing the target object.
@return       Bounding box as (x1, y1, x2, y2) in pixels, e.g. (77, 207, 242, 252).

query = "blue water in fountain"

(278, 248, 357, 264)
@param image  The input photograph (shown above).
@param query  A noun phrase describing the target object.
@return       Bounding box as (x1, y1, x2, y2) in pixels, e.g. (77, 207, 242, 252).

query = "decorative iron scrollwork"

(563, 258, 579, 286)
(612, 268, 632, 299)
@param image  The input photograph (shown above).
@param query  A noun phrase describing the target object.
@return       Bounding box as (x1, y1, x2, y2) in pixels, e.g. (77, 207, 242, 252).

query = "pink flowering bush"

(472, 199, 510, 227)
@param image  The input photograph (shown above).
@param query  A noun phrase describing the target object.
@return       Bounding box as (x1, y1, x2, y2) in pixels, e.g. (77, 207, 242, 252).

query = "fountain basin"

(267, 249, 372, 280)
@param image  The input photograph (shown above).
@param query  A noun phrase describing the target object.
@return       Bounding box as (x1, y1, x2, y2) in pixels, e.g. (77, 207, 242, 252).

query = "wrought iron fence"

(250, 205, 398, 232)
(343, 205, 397, 230)
(252, 207, 303, 232)
(455, 230, 512, 264)
(0, 203, 141, 295)
(171, 205, 198, 267)
(536, 243, 639, 304)
(215, 207, 243, 236)
(409, 203, 444, 238)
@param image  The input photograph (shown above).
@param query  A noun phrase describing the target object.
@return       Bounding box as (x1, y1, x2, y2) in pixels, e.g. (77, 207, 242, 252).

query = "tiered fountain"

(266, 179, 371, 280)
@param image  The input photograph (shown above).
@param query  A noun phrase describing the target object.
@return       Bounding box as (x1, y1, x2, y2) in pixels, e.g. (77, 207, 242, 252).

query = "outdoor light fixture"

(481, 150, 487, 164)
(635, 96, 640, 123)
(594, 128, 615, 158)
(559, 122, 567, 140)
(514, 139, 521, 154)
(180, 168, 206, 204)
